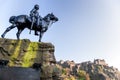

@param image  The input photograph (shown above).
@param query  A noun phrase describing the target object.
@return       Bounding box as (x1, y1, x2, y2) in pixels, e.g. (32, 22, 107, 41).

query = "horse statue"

(1, 13, 58, 42)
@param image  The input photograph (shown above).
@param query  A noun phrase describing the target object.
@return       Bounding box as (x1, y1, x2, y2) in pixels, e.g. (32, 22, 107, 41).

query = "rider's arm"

(30, 9, 36, 16)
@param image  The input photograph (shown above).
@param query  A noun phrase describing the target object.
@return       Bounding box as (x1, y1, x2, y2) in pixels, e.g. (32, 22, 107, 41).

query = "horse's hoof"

(39, 40, 41, 42)
(1, 35, 4, 38)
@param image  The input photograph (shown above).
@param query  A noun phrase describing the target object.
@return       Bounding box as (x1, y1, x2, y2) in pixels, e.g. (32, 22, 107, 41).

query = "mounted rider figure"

(29, 4, 42, 35)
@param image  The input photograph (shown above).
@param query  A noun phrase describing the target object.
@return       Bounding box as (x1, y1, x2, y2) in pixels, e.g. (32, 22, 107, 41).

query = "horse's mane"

(43, 14, 50, 21)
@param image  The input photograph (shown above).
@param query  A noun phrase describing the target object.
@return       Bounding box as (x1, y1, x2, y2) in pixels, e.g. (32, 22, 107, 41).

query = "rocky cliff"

(0, 38, 61, 80)
(57, 59, 120, 80)
(0, 38, 120, 80)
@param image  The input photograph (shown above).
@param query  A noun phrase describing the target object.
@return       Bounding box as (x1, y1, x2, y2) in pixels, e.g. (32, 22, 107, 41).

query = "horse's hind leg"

(1, 25, 16, 38)
(39, 32, 44, 42)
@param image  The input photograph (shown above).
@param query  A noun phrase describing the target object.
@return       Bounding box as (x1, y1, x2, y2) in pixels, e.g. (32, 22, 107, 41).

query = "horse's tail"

(9, 16, 16, 24)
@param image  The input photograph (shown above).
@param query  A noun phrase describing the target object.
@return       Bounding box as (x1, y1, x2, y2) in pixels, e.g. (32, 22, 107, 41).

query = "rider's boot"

(35, 21, 39, 36)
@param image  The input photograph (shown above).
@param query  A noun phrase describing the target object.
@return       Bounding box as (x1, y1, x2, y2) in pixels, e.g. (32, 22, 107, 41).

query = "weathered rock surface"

(57, 59, 120, 80)
(0, 38, 56, 67)
(0, 38, 61, 80)
(1, 38, 120, 80)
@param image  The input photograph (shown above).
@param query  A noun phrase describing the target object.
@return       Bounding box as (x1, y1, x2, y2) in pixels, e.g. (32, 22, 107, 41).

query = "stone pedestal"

(0, 38, 61, 80)
(0, 38, 56, 67)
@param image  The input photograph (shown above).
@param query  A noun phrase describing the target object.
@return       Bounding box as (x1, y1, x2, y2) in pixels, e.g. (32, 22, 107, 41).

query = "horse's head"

(49, 13, 58, 22)
(43, 13, 58, 23)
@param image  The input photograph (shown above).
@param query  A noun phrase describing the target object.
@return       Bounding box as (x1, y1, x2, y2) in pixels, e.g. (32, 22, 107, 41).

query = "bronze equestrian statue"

(1, 5, 58, 42)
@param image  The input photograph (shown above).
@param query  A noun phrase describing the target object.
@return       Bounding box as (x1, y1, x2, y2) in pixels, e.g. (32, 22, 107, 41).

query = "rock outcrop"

(0, 38, 120, 80)
(57, 59, 120, 80)
(0, 38, 61, 80)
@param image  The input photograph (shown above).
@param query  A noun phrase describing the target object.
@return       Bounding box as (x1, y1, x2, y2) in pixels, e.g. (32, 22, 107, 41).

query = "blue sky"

(0, 0, 120, 70)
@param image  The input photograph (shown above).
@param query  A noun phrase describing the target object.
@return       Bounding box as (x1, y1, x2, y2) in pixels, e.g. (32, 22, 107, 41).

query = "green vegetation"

(77, 70, 86, 80)
(9, 40, 22, 66)
(22, 42, 38, 67)
(8, 40, 39, 67)
(62, 68, 67, 75)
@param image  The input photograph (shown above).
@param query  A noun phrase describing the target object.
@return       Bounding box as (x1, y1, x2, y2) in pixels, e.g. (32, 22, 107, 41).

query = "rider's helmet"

(34, 4, 39, 10)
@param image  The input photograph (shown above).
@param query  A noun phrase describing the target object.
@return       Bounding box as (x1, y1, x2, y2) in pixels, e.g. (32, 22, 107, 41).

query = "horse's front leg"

(1, 25, 16, 38)
(16, 29, 23, 40)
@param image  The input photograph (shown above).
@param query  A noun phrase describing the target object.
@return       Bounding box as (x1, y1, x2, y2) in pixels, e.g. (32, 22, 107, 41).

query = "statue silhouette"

(1, 8, 58, 42)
